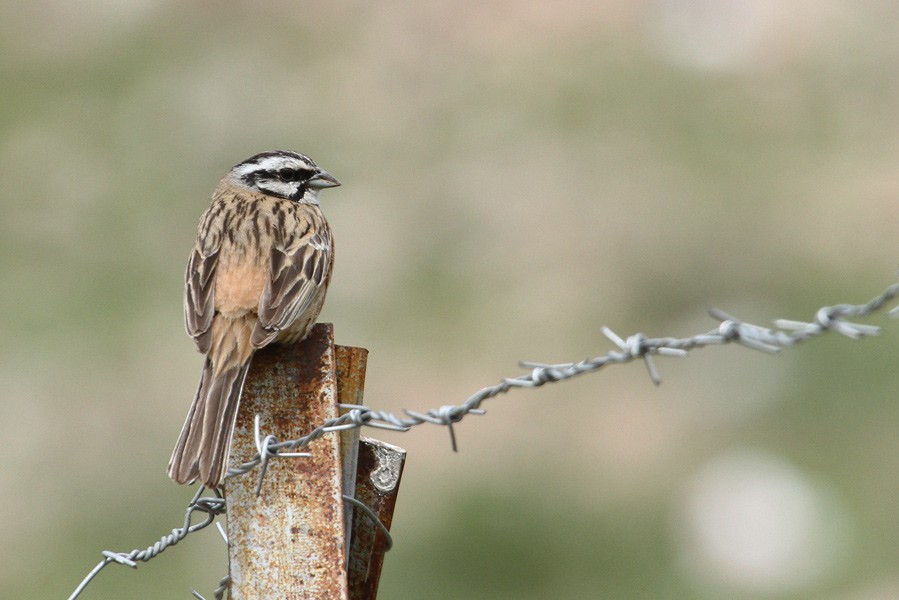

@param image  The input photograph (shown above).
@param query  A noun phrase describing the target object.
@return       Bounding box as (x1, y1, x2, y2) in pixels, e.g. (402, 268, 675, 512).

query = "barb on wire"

(69, 280, 899, 600)
(226, 282, 899, 478)
(252, 413, 312, 495)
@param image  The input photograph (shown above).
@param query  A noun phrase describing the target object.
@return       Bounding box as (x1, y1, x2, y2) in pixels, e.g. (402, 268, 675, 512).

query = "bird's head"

(229, 150, 340, 203)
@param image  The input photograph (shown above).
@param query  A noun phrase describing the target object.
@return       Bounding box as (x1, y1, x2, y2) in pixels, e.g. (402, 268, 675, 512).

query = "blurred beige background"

(3, 1, 899, 598)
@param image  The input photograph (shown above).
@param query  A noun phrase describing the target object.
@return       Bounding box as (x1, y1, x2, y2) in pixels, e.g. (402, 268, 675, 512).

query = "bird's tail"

(167, 357, 252, 487)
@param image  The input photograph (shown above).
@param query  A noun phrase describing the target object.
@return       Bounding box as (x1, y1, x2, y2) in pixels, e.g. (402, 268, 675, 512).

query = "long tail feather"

(167, 357, 251, 487)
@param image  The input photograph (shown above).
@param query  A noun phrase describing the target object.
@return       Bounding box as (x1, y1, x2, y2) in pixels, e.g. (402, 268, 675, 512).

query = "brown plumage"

(167, 150, 339, 487)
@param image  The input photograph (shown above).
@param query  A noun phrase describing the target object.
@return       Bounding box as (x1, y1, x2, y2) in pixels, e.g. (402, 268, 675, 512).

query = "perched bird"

(167, 150, 340, 487)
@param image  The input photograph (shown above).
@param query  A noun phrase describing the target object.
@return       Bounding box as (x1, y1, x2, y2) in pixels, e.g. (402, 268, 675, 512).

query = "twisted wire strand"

(67, 487, 224, 600)
(69, 281, 899, 599)
(224, 281, 899, 474)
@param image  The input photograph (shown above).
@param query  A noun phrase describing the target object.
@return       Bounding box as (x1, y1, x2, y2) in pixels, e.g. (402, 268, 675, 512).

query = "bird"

(167, 150, 340, 488)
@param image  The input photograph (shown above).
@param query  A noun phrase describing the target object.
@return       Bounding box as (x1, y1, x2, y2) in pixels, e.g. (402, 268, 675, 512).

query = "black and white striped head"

(228, 150, 340, 203)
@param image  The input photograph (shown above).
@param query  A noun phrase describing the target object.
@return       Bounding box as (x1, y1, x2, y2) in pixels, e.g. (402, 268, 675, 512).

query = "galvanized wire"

(226, 281, 899, 469)
(68, 281, 899, 599)
(67, 487, 225, 600)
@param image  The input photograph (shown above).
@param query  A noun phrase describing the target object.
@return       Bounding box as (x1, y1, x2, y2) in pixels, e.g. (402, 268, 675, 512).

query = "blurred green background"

(3, 2, 899, 598)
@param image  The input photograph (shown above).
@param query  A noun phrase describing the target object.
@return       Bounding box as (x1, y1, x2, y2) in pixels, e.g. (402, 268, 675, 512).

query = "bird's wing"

(184, 203, 227, 354)
(184, 245, 219, 354)
(252, 223, 331, 347)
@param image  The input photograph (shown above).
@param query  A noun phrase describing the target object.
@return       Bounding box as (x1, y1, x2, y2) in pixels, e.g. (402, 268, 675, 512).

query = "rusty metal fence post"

(348, 438, 405, 600)
(224, 323, 404, 600)
(336, 345, 367, 565)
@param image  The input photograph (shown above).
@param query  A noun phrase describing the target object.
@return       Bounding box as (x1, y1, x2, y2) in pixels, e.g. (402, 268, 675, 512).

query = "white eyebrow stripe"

(233, 156, 313, 179)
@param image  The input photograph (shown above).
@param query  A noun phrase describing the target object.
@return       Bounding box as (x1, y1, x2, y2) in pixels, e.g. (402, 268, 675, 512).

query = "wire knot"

(624, 333, 648, 357)
(815, 306, 835, 328)
(717, 319, 741, 340)
(251, 415, 313, 495)
(101, 551, 137, 568)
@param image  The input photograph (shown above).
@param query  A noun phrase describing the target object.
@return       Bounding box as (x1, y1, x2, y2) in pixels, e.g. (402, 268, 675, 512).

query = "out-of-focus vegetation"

(3, 2, 899, 598)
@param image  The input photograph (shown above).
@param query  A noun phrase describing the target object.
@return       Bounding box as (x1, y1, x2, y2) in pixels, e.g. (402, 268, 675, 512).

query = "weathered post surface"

(347, 438, 406, 600)
(226, 323, 348, 600)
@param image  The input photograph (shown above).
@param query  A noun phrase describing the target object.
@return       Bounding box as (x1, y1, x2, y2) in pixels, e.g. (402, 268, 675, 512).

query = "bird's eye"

(279, 168, 299, 181)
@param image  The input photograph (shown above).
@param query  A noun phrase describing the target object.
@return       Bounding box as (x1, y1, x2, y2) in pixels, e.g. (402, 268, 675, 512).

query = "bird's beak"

(309, 170, 341, 189)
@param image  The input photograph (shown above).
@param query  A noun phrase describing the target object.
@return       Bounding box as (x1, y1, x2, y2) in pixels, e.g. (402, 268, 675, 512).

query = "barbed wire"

(228, 281, 899, 478)
(67, 487, 225, 600)
(69, 281, 899, 600)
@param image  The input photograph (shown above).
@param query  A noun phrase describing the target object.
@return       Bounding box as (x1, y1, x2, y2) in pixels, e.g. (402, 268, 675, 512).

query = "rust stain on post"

(335, 346, 368, 406)
(335, 345, 368, 564)
(348, 437, 406, 600)
(226, 323, 348, 600)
